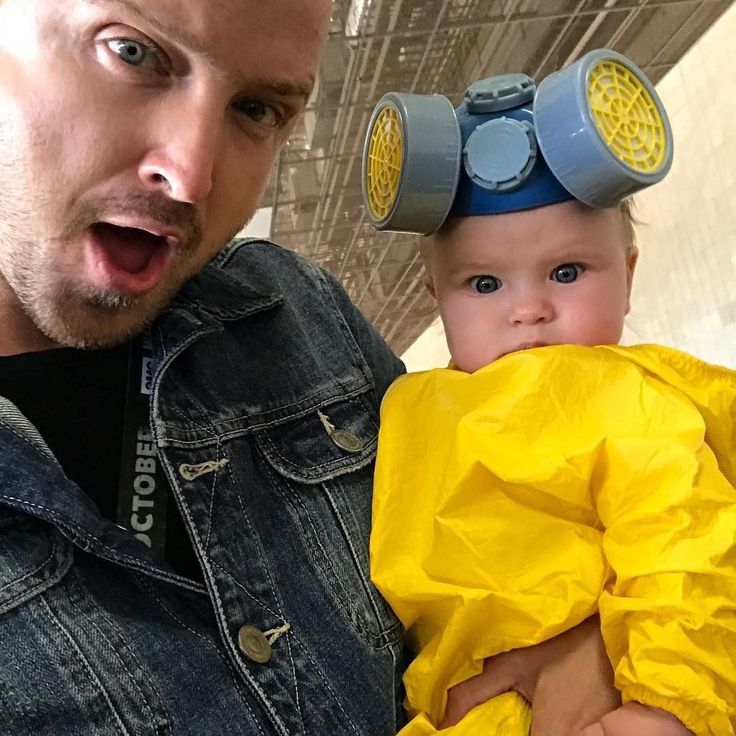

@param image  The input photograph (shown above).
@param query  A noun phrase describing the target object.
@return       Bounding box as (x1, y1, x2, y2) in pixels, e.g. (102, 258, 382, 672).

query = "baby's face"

(425, 200, 638, 373)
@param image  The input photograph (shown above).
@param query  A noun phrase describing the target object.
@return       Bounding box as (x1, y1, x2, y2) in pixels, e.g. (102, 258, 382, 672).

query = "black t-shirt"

(0, 345, 201, 581)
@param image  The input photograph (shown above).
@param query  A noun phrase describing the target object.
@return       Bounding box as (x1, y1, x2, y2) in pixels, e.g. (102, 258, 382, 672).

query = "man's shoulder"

(175, 238, 345, 320)
(169, 238, 403, 402)
(212, 238, 327, 292)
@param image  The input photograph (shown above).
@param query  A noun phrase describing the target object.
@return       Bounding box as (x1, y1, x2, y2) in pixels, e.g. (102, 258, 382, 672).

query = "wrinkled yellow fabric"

(371, 344, 736, 735)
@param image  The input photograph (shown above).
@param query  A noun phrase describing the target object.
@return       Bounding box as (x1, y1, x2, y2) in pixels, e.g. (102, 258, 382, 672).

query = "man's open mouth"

(83, 222, 177, 296)
(91, 223, 168, 274)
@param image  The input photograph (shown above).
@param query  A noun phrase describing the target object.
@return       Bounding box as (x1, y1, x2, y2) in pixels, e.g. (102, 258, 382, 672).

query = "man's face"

(425, 201, 638, 373)
(0, 0, 329, 348)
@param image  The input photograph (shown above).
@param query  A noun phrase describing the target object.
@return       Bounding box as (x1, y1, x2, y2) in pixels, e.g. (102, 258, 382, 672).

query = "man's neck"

(0, 328, 59, 357)
(0, 287, 59, 357)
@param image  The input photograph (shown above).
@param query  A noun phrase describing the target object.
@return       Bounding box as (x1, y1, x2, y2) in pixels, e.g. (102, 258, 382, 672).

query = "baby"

(363, 50, 736, 735)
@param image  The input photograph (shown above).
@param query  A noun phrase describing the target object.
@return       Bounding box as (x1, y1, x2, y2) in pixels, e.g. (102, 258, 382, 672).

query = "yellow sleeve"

(372, 355, 610, 720)
(372, 346, 736, 732)
(595, 348, 736, 735)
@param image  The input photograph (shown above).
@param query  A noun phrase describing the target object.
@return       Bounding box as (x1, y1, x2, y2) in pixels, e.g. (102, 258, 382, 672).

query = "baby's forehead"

(428, 206, 628, 268)
(444, 203, 625, 241)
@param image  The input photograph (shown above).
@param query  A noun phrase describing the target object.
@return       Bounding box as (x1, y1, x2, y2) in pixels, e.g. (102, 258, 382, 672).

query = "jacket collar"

(171, 239, 284, 324)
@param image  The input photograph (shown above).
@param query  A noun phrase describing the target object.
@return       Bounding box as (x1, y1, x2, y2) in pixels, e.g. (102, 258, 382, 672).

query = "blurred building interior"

(242, 0, 735, 368)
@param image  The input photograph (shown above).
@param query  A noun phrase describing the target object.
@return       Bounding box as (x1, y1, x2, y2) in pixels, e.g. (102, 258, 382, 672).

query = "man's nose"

(138, 90, 221, 205)
(509, 289, 555, 325)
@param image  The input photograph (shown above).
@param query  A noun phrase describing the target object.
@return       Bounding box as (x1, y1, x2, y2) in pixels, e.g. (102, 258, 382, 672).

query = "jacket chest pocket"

(253, 392, 403, 649)
(0, 510, 172, 736)
(0, 509, 72, 616)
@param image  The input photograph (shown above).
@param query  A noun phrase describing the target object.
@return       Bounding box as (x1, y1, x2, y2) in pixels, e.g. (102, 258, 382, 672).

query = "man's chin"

(39, 313, 151, 350)
(32, 290, 170, 349)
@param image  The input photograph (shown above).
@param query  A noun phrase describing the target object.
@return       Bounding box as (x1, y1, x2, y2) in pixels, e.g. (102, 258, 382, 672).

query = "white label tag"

(140, 356, 154, 396)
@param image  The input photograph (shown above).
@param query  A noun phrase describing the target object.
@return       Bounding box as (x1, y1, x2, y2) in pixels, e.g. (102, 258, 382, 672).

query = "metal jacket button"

(330, 429, 364, 454)
(238, 625, 272, 664)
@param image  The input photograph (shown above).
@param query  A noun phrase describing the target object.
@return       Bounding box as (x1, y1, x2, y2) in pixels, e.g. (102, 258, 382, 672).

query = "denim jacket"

(0, 240, 407, 735)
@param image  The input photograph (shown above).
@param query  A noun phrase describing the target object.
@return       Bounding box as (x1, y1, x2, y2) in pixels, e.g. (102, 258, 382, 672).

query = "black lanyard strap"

(116, 334, 169, 559)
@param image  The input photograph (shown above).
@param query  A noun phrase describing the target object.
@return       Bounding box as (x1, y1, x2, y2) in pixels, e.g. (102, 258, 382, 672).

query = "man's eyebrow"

(244, 78, 315, 103)
(85, 0, 210, 54)
(83, 0, 314, 100)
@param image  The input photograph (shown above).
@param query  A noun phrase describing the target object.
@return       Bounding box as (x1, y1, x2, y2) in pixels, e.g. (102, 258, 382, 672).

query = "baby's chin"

(454, 343, 554, 373)
(452, 355, 500, 373)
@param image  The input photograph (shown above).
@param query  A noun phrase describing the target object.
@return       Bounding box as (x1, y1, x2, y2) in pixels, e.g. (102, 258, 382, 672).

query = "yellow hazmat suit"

(371, 344, 736, 735)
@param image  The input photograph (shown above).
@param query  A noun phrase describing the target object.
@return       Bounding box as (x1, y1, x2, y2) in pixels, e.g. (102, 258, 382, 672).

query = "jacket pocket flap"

(0, 510, 73, 615)
(254, 395, 378, 484)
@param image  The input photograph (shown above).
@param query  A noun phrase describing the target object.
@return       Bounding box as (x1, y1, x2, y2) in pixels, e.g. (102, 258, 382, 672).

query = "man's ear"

(625, 246, 638, 314)
(423, 271, 437, 300)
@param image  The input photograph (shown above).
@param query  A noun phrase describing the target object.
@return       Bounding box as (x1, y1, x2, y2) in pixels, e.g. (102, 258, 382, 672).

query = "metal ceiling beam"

(335, 0, 455, 282)
(649, 0, 710, 65)
(331, 0, 706, 46)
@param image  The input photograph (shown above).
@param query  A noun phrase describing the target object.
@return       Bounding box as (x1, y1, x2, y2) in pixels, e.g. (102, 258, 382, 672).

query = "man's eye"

(470, 275, 501, 294)
(108, 39, 165, 72)
(551, 264, 583, 284)
(234, 100, 280, 128)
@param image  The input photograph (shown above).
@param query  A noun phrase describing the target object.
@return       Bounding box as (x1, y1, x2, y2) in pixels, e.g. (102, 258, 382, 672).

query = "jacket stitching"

(320, 482, 401, 649)
(259, 431, 377, 474)
(192, 527, 285, 736)
(0, 495, 198, 590)
(0, 423, 60, 464)
(40, 596, 132, 735)
(0, 538, 58, 597)
(289, 635, 361, 735)
(201, 440, 225, 550)
(89, 591, 173, 731)
(226, 462, 286, 621)
(261, 461, 376, 642)
(208, 559, 282, 621)
(0, 533, 71, 615)
(158, 383, 373, 440)
(141, 578, 266, 730)
(84, 609, 162, 729)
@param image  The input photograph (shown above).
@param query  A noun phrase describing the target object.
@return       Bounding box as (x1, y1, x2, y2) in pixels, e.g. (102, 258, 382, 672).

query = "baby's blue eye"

(470, 275, 501, 294)
(551, 264, 582, 284)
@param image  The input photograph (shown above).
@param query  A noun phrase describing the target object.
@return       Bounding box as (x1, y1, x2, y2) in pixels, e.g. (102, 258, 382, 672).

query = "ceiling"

(265, 0, 731, 356)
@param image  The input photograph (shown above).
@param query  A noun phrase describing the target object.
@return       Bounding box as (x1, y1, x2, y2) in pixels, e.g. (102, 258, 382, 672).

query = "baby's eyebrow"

(446, 262, 497, 275)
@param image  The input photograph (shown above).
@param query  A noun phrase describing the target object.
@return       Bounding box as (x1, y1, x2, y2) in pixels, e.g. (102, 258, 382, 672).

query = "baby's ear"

(423, 271, 437, 300)
(623, 245, 639, 315)
(625, 246, 639, 298)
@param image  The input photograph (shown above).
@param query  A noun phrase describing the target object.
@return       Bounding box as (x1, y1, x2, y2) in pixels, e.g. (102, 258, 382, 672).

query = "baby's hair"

(619, 197, 637, 247)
